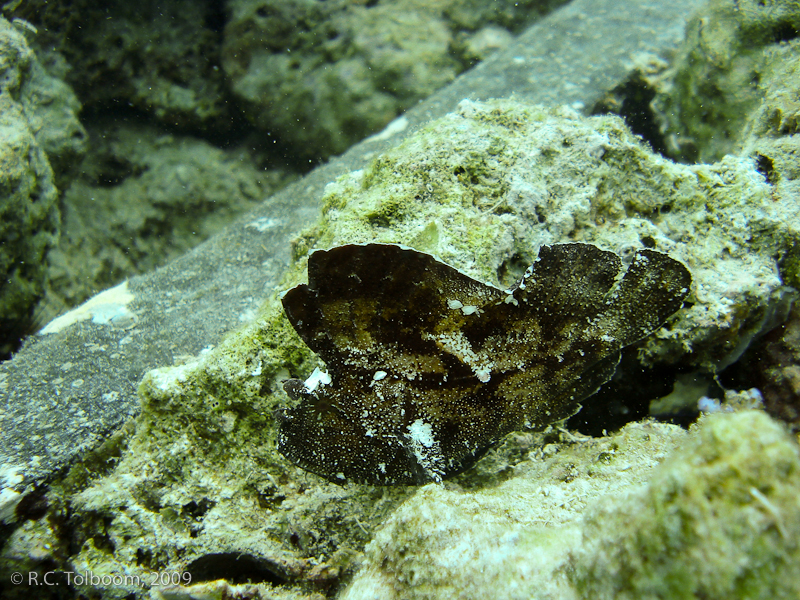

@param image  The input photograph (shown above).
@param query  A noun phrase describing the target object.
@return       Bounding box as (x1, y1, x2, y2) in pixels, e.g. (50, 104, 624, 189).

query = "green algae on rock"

(652, 0, 800, 164)
(278, 243, 690, 485)
(569, 410, 800, 600)
(0, 16, 79, 355)
(341, 410, 800, 600)
(45, 121, 295, 316)
(222, 0, 566, 160)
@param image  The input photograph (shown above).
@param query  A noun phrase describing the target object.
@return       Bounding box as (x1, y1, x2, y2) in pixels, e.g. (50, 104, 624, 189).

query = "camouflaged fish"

(276, 243, 691, 485)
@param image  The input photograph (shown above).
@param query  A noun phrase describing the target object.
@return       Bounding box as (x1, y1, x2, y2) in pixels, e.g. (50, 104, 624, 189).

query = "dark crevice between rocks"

(718, 302, 800, 431)
(76, 103, 311, 175)
(496, 252, 533, 289)
(572, 299, 800, 437)
(185, 552, 290, 587)
(769, 20, 799, 44)
(0, 305, 46, 362)
(567, 348, 711, 436)
(590, 72, 669, 157)
(203, 0, 227, 34)
(755, 152, 778, 185)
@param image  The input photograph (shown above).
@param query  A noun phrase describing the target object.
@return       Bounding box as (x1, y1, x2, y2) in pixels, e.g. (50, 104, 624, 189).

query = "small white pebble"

(447, 299, 464, 310)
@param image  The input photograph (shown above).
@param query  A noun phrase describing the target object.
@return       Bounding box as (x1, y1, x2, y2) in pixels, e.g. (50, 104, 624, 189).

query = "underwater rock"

(652, 0, 800, 163)
(569, 410, 800, 599)
(13, 84, 795, 593)
(727, 302, 800, 430)
(45, 121, 294, 315)
(0, 17, 62, 357)
(278, 243, 690, 484)
(341, 410, 800, 600)
(222, 0, 563, 160)
(14, 0, 230, 131)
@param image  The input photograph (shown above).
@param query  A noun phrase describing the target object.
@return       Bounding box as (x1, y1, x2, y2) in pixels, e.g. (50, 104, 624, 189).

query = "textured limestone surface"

(0, 0, 701, 515)
(653, 0, 800, 164)
(222, 0, 565, 160)
(0, 17, 83, 356)
(640, 0, 800, 426)
(43, 121, 295, 319)
(343, 411, 800, 600)
(9, 0, 229, 131)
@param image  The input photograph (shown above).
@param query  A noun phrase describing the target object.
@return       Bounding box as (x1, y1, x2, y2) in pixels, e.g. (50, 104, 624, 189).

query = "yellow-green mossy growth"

(304, 99, 797, 370)
(569, 410, 800, 599)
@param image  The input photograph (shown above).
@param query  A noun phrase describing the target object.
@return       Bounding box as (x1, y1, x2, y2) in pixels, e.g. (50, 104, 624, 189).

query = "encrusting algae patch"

(341, 410, 800, 600)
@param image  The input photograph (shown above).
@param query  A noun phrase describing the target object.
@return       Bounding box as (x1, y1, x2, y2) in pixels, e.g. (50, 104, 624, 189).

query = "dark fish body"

(277, 243, 691, 485)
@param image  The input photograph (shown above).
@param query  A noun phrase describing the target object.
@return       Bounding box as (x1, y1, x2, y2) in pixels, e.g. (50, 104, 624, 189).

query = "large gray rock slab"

(0, 0, 701, 511)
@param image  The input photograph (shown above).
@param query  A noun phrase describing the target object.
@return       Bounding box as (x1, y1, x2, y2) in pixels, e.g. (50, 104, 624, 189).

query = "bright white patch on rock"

(40, 281, 135, 334)
(0, 465, 23, 489)
(447, 299, 464, 310)
(304, 367, 332, 392)
(150, 362, 195, 393)
(373, 370, 388, 381)
(0, 487, 22, 523)
(246, 216, 284, 232)
(698, 397, 722, 413)
(0, 465, 25, 523)
(461, 305, 480, 315)
(365, 115, 409, 142)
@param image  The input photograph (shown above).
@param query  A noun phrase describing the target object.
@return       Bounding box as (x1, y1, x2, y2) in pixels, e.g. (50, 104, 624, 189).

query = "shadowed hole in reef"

(496, 252, 531, 288)
(755, 153, 778, 184)
(770, 20, 799, 44)
(185, 553, 289, 586)
(567, 348, 722, 435)
(590, 72, 668, 156)
(181, 498, 216, 538)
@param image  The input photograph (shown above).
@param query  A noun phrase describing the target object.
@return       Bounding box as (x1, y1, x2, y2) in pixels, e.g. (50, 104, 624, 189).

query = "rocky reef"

(222, 0, 563, 159)
(0, 17, 83, 355)
(2, 0, 800, 598)
(3, 94, 794, 599)
(344, 410, 800, 600)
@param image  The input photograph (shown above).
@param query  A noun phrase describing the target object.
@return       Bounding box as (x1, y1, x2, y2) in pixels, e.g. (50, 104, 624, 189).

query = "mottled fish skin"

(276, 243, 691, 485)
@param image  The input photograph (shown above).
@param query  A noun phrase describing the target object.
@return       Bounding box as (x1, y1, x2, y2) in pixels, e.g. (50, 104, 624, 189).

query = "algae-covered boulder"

(653, 0, 800, 163)
(30, 0, 228, 131)
(221, 0, 564, 160)
(43, 121, 294, 315)
(569, 410, 800, 600)
(342, 410, 800, 600)
(0, 18, 62, 354)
